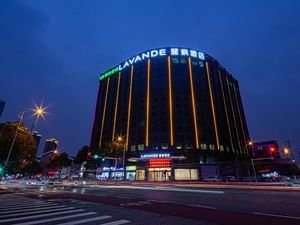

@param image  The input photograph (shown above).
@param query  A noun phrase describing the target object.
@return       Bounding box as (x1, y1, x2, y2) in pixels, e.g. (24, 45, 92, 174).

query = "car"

(203, 176, 223, 182)
(223, 176, 236, 182)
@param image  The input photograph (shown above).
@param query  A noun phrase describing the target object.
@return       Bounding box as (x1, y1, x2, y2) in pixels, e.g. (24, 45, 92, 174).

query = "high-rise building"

(91, 47, 251, 180)
(43, 138, 58, 154)
(32, 131, 42, 151)
(0, 99, 5, 118)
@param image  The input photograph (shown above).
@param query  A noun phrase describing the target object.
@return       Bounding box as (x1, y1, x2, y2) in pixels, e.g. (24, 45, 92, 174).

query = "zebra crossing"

(0, 194, 130, 225)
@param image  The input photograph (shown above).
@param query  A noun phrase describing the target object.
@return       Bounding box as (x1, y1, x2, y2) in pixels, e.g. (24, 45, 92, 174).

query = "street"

(1, 183, 300, 225)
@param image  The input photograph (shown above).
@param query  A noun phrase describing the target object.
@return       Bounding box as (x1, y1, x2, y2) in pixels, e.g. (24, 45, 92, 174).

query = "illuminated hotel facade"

(91, 47, 250, 181)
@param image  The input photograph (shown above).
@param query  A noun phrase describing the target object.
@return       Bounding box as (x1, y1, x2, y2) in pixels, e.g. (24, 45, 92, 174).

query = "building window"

(180, 58, 187, 64)
(209, 144, 215, 150)
(138, 144, 144, 151)
(131, 145, 136, 151)
(220, 145, 224, 151)
(162, 144, 168, 149)
(200, 144, 207, 150)
(172, 58, 179, 63)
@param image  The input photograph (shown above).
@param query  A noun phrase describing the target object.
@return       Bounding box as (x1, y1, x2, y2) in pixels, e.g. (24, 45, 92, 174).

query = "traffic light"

(93, 154, 99, 159)
(87, 151, 92, 157)
(101, 157, 106, 162)
(270, 147, 275, 152)
(0, 166, 4, 174)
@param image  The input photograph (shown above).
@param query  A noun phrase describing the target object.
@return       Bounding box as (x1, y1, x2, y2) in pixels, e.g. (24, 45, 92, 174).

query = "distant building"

(43, 138, 59, 154)
(32, 131, 42, 151)
(251, 140, 281, 159)
(0, 99, 5, 118)
(39, 150, 58, 176)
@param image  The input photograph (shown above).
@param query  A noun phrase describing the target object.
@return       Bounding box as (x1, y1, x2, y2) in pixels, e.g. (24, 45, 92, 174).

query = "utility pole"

(5, 112, 25, 167)
(286, 141, 295, 162)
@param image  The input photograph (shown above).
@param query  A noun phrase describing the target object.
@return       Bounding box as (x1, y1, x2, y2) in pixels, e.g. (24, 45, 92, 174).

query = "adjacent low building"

(43, 138, 58, 154)
(251, 140, 281, 159)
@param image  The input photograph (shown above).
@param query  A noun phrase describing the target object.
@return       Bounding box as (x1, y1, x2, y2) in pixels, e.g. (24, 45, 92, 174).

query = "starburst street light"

(33, 105, 46, 119)
(30, 104, 48, 131)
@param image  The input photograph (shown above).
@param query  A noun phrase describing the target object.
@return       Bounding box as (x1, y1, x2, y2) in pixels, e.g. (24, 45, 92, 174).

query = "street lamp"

(53, 149, 59, 155)
(116, 135, 126, 181)
(30, 104, 46, 131)
(5, 104, 47, 170)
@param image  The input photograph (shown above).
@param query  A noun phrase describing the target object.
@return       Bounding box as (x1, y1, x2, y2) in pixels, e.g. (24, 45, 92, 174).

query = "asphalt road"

(1, 183, 300, 225)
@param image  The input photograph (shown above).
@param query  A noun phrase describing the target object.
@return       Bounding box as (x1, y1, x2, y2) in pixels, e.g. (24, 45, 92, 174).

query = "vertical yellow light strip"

(205, 62, 220, 150)
(233, 84, 247, 154)
(218, 70, 234, 152)
(226, 77, 242, 153)
(188, 58, 199, 149)
(99, 77, 110, 149)
(145, 60, 151, 147)
(112, 72, 121, 142)
(126, 66, 134, 151)
(168, 56, 174, 146)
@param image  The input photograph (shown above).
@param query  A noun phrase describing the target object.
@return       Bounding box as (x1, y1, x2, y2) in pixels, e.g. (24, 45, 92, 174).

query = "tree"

(0, 122, 37, 173)
(20, 160, 43, 178)
(47, 152, 72, 171)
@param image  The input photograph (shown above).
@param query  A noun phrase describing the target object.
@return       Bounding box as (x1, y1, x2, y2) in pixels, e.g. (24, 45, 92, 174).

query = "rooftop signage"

(99, 47, 206, 80)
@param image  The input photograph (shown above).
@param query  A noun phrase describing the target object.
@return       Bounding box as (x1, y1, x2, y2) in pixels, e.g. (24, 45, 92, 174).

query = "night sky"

(1, 0, 299, 157)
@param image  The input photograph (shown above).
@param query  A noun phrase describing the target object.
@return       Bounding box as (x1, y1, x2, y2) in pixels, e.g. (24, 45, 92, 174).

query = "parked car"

(203, 176, 223, 182)
(223, 176, 236, 182)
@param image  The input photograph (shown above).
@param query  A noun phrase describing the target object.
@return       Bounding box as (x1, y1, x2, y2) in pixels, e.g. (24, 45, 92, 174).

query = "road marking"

(0, 205, 66, 214)
(100, 220, 131, 225)
(0, 199, 41, 204)
(120, 200, 152, 207)
(0, 203, 56, 210)
(56, 215, 112, 225)
(14, 212, 97, 225)
(164, 187, 224, 194)
(0, 209, 85, 223)
(103, 185, 224, 194)
(253, 212, 300, 220)
(119, 196, 132, 199)
(149, 200, 168, 203)
(0, 203, 57, 210)
(188, 204, 217, 209)
(0, 199, 45, 207)
(0, 207, 75, 218)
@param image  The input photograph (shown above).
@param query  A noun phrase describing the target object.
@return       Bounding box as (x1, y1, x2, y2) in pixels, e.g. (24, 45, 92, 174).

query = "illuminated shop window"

(200, 144, 207, 150)
(172, 58, 179, 63)
(209, 144, 215, 150)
